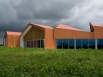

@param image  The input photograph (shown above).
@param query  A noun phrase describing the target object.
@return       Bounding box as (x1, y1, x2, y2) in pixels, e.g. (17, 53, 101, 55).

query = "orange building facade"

(20, 23, 103, 49)
(20, 23, 56, 49)
(54, 23, 103, 49)
(3, 23, 103, 49)
(3, 31, 21, 47)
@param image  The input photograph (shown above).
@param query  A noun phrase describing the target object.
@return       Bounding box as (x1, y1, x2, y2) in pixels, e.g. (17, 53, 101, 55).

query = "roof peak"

(89, 23, 103, 27)
(29, 23, 53, 29)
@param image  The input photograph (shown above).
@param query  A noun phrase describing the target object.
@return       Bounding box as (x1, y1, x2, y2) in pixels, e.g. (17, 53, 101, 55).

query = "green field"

(0, 47, 103, 77)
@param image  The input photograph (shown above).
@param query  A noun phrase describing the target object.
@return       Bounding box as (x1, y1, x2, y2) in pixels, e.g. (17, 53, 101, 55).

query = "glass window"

(56, 39, 63, 49)
(63, 39, 68, 49)
(41, 40, 44, 48)
(89, 39, 95, 49)
(69, 39, 74, 49)
(33, 40, 37, 48)
(27, 41, 30, 48)
(76, 39, 82, 49)
(24, 41, 27, 48)
(98, 39, 103, 49)
(31, 41, 33, 48)
(82, 39, 89, 49)
(37, 40, 40, 48)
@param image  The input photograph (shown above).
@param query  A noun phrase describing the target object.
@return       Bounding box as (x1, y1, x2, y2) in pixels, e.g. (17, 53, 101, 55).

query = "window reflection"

(76, 39, 81, 49)
(82, 39, 89, 49)
(24, 39, 44, 48)
(56, 39, 101, 49)
(89, 39, 95, 49)
(97, 39, 103, 49)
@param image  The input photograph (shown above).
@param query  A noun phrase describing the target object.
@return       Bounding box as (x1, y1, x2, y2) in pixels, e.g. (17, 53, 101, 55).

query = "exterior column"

(74, 39, 76, 49)
(95, 39, 97, 49)
(20, 37, 24, 48)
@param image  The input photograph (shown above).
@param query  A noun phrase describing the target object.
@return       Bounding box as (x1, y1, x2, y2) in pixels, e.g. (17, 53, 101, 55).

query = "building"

(3, 31, 21, 47)
(20, 23, 56, 49)
(20, 23, 103, 49)
(54, 23, 103, 49)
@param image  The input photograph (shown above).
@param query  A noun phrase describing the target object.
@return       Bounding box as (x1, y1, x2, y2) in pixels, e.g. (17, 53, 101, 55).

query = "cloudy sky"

(0, 0, 103, 44)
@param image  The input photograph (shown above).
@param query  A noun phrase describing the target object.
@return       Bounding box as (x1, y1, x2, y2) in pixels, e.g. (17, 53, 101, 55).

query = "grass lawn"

(0, 47, 103, 77)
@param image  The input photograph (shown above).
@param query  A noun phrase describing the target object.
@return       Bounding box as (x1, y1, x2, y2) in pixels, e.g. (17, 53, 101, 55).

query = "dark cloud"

(0, 0, 103, 44)
(15, 0, 82, 20)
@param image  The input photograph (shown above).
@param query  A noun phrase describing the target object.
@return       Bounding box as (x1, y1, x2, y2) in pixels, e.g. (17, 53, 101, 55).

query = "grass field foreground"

(0, 47, 103, 77)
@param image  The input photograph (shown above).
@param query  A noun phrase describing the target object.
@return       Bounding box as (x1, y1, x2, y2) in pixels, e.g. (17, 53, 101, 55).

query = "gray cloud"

(0, 0, 103, 44)
(14, 0, 82, 20)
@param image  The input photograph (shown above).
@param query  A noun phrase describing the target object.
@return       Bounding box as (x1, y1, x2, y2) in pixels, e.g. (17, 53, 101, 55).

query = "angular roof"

(21, 23, 53, 37)
(89, 23, 103, 32)
(6, 31, 21, 36)
(90, 23, 103, 27)
(56, 24, 83, 31)
(29, 23, 53, 29)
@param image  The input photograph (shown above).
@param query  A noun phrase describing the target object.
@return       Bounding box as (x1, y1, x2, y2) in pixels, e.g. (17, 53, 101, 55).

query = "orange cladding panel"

(45, 29, 56, 49)
(24, 27, 44, 41)
(7, 35, 20, 47)
(54, 28, 93, 39)
(94, 26, 103, 38)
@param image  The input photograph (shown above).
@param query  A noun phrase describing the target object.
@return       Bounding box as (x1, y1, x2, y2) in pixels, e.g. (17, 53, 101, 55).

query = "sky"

(0, 0, 103, 44)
